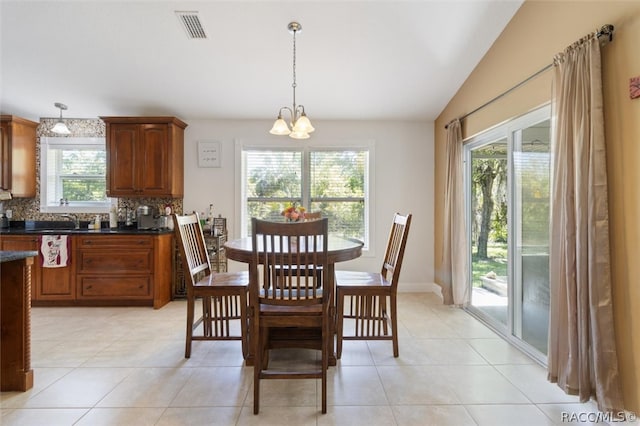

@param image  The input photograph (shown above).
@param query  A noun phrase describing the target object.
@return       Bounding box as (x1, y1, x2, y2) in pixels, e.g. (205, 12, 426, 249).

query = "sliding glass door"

(465, 106, 551, 361)
(468, 137, 509, 327)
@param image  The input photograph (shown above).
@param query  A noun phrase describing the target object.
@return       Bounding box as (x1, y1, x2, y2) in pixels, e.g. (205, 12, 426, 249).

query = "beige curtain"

(547, 33, 623, 412)
(439, 119, 469, 306)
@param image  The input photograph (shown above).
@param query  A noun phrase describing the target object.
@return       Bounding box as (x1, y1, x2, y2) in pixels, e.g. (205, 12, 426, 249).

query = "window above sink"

(39, 137, 117, 214)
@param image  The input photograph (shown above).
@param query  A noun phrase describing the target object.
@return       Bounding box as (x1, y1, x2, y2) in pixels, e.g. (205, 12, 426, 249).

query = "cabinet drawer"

(77, 250, 152, 273)
(78, 276, 151, 298)
(77, 235, 152, 248)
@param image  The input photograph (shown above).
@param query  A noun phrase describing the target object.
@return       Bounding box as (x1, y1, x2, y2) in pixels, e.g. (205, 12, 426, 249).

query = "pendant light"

(51, 102, 71, 135)
(269, 21, 314, 139)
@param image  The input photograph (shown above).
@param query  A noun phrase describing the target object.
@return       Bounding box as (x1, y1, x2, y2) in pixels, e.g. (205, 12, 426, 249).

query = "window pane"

(51, 147, 107, 203)
(40, 137, 111, 212)
(62, 178, 107, 201)
(310, 151, 365, 198)
(241, 147, 368, 245)
(310, 200, 364, 240)
(244, 150, 302, 235)
(310, 150, 366, 241)
(61, 150, 106, 176)
(246, 150, 302, 198)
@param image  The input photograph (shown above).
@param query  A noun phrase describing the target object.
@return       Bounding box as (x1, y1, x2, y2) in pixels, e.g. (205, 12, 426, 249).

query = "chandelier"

(269, 21, 315, 140)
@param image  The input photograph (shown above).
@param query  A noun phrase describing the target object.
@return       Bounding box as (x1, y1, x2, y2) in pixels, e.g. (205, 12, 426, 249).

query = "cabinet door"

(0, 117, 37, 197)
(0, 123, 10, 190)
(39, 266, 75, 300)
(106, 124, 139, 196)
(138, 124, 170, 195)
(1, 236, 40, 299)
(1, 235, 75, 301)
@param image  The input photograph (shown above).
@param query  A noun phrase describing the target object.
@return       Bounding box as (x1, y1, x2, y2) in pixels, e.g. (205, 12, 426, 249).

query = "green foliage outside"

(470, 146, 550, 286)
(471, 242, 507, 287)
(245, 150, 366, 239)
(59, 148, 107, 202)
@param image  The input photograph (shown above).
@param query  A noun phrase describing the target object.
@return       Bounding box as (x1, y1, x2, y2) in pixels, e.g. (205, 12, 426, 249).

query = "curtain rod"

(444, 24, 615, 129)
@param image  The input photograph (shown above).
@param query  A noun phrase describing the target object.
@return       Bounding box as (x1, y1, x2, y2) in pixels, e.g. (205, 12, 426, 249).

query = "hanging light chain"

(291, 27, 298, 121)
(269, 21, 314, 139)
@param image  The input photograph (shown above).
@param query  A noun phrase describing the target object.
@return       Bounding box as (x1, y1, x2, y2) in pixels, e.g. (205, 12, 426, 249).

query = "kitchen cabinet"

(0, 235, 75, 301)
(76, 233, 173, 308)
(1, 232, 173, 308)
(0, 115, 38, 198)
(101, 116, 187, 197)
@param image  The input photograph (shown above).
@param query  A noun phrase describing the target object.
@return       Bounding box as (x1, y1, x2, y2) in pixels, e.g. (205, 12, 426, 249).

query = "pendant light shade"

(269, 114, 291, 136)
(292, 113, 314, 133)
(52, 102, 71, 135)
(269, 21, 314, 139)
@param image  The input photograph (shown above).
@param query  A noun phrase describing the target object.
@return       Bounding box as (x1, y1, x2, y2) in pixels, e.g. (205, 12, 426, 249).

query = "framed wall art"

(198, 141, 221, 168)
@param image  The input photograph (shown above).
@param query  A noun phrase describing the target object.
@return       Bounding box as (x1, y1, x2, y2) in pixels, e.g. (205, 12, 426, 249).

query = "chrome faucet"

(61, 213, 80, 229)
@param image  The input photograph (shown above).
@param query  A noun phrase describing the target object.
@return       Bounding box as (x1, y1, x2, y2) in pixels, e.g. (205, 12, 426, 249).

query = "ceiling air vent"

(175, 11, 207, 39)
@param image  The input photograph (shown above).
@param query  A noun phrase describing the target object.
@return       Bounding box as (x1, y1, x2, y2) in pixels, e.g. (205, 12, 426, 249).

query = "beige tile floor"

(0, 292, 606, 426)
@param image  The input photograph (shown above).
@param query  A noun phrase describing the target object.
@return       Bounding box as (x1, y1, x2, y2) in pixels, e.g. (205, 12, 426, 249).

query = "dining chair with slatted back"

(271, 211, 323, 286)
(335, 212, 412, 358)
(173, 213, 249, 359)
(250, 217, 330, 414)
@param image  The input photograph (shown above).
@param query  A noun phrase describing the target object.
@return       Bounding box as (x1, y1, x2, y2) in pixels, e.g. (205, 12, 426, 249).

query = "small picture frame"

(198, 141, 221, 167)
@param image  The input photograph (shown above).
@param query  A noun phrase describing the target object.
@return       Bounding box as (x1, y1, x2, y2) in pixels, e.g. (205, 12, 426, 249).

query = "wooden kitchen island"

(1, 250, 37, 391)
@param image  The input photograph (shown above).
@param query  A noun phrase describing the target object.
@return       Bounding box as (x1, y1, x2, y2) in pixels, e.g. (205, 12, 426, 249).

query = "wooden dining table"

(224, 236, 364, 366)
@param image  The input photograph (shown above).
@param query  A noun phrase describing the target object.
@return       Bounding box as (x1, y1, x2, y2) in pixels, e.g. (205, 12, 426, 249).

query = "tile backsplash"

(2, 117, 183, 221)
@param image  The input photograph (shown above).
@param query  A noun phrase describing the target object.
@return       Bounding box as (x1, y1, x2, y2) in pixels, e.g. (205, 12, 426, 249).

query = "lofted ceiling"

(0, 0, 523, 123)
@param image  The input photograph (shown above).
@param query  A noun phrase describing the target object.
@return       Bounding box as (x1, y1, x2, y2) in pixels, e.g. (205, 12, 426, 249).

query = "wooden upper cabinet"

(101, 116, 187, 197)
(0, 115, 38, 198)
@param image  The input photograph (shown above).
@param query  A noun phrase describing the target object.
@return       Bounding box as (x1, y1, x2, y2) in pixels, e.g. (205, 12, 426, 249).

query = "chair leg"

(322, 316, 328, 413)
(336, 289, 345, 359)
(185, 295, 195, 358)
(390, 294, 399, 357)
(240, 292, 249, 360)
(253, 317, 261, 414)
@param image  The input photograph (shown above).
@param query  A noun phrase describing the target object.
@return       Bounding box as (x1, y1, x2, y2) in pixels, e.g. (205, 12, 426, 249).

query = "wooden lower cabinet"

(0, 233, 173, 308)
(76, 233, 172, 308)
(0, 235, 74, 301)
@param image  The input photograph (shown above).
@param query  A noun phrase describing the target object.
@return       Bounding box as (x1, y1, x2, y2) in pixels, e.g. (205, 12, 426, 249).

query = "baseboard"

(398, 282, 441, 295)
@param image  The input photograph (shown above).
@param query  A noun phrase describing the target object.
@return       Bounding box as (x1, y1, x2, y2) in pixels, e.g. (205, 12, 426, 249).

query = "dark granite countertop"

(1, 220, 173, 235)
(0, 250, 38, 263)
(0, 228, 173, 235)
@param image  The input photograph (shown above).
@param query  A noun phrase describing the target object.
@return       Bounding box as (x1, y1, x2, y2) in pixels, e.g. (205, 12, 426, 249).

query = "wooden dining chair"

(250, 217, 330, 414)
(173, 213, 249, 359)
(271, 211, 323, 285)
(335, 212, 412, 358)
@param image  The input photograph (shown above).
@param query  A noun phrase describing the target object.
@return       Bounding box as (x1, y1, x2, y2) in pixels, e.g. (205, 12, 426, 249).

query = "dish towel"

(40, 235, 70, 268)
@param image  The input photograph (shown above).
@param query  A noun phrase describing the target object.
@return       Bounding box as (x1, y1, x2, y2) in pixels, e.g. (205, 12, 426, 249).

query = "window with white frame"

(40, 137, 115, 213)
(240, 146, 371, 249)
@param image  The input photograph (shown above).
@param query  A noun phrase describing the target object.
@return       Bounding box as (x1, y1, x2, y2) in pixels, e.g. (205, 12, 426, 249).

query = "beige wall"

(434, 0, 640, 412)
(182, 119, 435, 292)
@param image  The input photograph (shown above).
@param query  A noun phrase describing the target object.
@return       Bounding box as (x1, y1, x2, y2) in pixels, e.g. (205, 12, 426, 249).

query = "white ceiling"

(0, 0, 523, 123)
